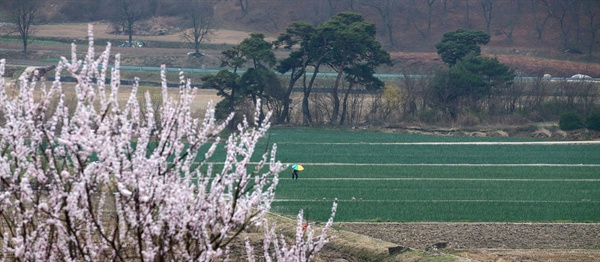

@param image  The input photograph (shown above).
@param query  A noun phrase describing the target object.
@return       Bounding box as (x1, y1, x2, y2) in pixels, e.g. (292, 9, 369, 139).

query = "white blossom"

(0, 24, 336, 261)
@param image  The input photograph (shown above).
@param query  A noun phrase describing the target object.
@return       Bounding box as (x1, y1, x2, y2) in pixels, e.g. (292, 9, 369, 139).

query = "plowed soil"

(337, 222, 600, 261)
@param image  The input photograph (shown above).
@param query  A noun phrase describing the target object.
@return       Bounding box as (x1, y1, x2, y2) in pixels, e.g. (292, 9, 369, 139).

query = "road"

(6, 62, 600, 83)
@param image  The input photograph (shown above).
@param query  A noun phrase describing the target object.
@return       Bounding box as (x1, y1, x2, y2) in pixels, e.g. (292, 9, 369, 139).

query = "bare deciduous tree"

(358, 0, 401, 47)
(440, 0, 449, 29)
(239, 0, 249, 16)
(111, 0, 150, 44)
(529, 0, 553, 42)
(181, 0, 215, 57)
(546, 0, 575, 50)
(582, 0, 600, 55)
(2, 0, 40, 53)
(403, 0, 437, 39)
(497, 0, 523, 43)
(479, 0, 496, 33)
(464, 0, 473, 29)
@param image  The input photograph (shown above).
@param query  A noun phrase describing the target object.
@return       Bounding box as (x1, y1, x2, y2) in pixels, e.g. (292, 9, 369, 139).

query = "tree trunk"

(22, 37, 28, 53)
(330, 61, 346, 125)
(426, 0, 435, 38)
(302, 79, 312, 126)
(340, 82, 354, 126)
(585, 5, 598, 55)
(480, 0, 494, 34)
(465, 0, 472, 28)
(278, 67, 305, 124)
(239, 0, 248, 16)
(127, 22, 133, 43)
(302, 65, 321, 126)
(195, 33, 202, 55)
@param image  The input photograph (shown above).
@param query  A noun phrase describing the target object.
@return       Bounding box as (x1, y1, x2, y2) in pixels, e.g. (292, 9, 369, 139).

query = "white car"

(571, 74, 592, 79)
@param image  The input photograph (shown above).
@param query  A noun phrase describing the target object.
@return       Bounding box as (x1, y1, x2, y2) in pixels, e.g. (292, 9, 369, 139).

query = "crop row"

(271, 143, 600, 164)
(275, 165, 600, 179)
(270, 200, 598, 222)
(131, 128, 599, 222)
(134, 128, 600, 165)
(264, 128, 600, 222)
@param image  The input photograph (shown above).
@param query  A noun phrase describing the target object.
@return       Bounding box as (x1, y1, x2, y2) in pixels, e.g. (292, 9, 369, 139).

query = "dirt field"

(34, 23, 254, 45)
(336, 222, 600, 261)
(3, 23, 600, 262)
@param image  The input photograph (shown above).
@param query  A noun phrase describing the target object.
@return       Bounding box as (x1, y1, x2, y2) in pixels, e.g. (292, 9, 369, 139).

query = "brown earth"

(2, 23, 600, 262)
(34, 23, 254, 45)
(391, 51, 600, 78)
(336, 222, 600, 262)
(0, 23, 254, 69)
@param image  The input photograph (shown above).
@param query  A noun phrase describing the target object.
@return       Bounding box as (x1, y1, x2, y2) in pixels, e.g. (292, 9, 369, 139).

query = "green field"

(0, 37, 63, 45)
(250, 128, 600, 223)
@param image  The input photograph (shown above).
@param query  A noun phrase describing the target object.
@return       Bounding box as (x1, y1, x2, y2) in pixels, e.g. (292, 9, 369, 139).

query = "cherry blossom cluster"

(0, 24, 335, 261)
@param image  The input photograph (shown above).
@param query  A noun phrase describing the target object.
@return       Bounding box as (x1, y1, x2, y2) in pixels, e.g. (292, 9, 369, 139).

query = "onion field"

(261, 128, 600, 222)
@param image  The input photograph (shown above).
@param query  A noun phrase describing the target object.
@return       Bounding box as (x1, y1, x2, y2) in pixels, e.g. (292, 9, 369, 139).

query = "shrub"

(559, 112, 584, 130)
(0, 25, 336, 261)
(418, 108, 445, 125)
(458, 113, 481, 127)
(585, 112, 600, 131)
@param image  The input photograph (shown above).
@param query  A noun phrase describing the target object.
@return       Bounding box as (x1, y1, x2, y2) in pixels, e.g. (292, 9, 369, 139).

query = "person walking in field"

(291, 164, 303, 180)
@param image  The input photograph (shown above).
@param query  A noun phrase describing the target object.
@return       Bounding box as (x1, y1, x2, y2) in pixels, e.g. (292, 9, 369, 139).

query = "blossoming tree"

(0, 24, 336, 261)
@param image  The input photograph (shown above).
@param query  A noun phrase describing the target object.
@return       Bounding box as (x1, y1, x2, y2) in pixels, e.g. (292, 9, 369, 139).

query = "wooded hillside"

(24, 0, 600, 56)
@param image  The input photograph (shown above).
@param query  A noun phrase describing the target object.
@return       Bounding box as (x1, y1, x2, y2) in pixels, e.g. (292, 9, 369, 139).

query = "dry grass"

(117, 85, 222, 117)
(391, 50, 600, 77)
(95, 85, 221, 118)
(1, 79, 222, 118)
(494, 54, 600, 77)
(33, 23, 266, 45)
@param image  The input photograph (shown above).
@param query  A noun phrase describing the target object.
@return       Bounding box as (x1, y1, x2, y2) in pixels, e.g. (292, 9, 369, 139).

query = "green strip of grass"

(275, 179, 599, 202)
(272, 143, 600, 164)
(0, 37, 65, 45)
(265, 128, 600, 164)
(267, 128, 538, 143)
(40, 58, 61, 63)
(278, 165, 600, 179)
(271, 200, 599, 222)
(272, 171, 600, 222)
